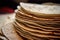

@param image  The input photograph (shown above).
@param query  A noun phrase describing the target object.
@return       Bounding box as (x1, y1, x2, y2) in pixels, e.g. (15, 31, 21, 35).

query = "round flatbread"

(2, 23, 23, 40)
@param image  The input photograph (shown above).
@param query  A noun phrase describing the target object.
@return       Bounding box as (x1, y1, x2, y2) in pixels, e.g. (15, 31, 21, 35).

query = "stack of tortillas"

(14, 2, 60, 40)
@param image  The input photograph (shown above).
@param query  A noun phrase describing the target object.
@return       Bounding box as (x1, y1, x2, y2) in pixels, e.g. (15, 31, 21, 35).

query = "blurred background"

(0, 0, 60, 13)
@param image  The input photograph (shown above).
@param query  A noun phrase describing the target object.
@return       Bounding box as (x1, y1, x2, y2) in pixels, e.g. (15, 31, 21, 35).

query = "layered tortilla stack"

(14, 2, 60, 40)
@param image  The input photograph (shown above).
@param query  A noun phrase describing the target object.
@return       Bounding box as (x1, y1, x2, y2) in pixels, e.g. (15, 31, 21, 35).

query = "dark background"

(28, 0, 60, 4)
(0, 0, 18, 9)
(0, 0, 60, 9)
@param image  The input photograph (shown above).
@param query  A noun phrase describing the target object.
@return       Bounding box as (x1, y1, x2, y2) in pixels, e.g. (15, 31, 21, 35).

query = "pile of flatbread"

(1, 2, 60, 40)
(13, 2, 60, 40)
